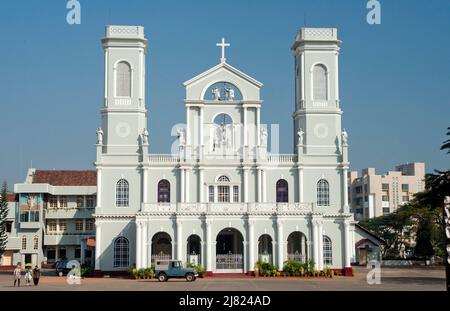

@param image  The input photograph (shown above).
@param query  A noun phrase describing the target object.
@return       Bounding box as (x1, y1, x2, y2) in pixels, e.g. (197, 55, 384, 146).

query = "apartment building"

(1, 169, 96, 268)
(348, 163, 425, 220)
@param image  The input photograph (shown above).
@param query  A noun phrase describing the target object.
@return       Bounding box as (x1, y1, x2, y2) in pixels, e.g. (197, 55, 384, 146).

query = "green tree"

(414, 213, 434, 260)
(0, 181, 9, 258)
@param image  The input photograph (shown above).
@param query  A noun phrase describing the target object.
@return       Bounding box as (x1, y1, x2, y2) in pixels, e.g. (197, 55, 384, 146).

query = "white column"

(147, 221, 152, 267)
(143, 168, 148, 204)
(199, 168, 204, 203)
(185, 169, 190, 203)
(343, 168, 349, 210)
(206, 220, 212, 272)
(344, 221, 351, 267)
(243, 169, 248, 203)
(97, 169, 102, 207)
(243, 106, 248, 146)
(180, 168, 185, 203)
(177, 220, 183, 261)
(312, 220, 319, 269)
(199, 107, 204, 157)
(298, 167, 303, 203)
(94, 222, 101, 270)
(256, 107, 261, 145)
(318, 221, 324, 270)
(136, 222, 142, 269)
(257, 169, 262, 203)
(104, 50, 108, 106)
(262, 169, 266, 203)
(248, 220, 255, 271)
(142, 222, 147, 267)
(277, 220, 284, 270)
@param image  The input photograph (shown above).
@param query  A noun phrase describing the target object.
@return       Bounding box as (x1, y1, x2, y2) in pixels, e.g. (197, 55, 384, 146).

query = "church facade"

(94, 25, 354, 275)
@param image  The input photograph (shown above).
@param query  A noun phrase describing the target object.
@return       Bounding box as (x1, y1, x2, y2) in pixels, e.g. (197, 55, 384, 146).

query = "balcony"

(266, 154, 298, 164)
(20, 222, 41, 229)
(140, 202, 313, 214)
(44, 233, 92, 246)
(44, 208, 95, 219)
(148, 154, 180, 163)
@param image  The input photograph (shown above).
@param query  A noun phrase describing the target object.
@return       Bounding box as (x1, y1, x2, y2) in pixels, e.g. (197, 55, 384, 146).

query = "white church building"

(93, 25, 355, 276)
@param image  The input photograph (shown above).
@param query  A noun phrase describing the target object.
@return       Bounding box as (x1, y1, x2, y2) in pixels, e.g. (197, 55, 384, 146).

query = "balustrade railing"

(141, 202, 313, 213)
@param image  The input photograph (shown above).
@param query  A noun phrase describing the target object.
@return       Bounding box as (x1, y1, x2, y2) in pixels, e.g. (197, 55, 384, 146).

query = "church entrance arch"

(216, 228, 244, 272)
(186, 234, 201, 266)
(151, 232, 172, 266)
(287, 231, 308, 263)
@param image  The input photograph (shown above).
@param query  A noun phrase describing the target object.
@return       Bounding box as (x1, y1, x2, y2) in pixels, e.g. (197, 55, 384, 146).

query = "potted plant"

(128, 266, 138, 279)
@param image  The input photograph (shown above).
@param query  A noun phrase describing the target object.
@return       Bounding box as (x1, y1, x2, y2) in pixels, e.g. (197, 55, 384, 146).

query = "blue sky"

(0, 0, 449, 188)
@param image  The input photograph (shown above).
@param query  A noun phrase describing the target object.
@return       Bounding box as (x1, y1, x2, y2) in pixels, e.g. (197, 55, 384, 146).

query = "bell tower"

(292, 28, 343, 157)
(100, 25, 148, 155)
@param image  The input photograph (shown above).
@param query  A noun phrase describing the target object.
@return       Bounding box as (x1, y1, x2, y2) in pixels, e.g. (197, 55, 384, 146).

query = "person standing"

(32, 265, 41, 286)
(24, 267, 32, 286)
(13, 265, 21, 287)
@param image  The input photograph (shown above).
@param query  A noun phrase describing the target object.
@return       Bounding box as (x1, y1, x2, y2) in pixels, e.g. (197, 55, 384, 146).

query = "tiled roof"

(6, 193, 17, 202)
(32, 170, 97, 186)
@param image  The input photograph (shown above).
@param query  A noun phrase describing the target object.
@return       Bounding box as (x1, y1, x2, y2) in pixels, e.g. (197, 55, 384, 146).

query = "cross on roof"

(216, 37, 230, 63)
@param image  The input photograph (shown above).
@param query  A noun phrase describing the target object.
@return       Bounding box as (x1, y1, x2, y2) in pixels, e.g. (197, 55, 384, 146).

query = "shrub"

(128, 266, 138, 279)
(187, 263, 205, 278)
(80, 265, 93, 277)
(260, 262, 276, 276)
(137, 268, 146, 279)
(144, 267, 155, 279)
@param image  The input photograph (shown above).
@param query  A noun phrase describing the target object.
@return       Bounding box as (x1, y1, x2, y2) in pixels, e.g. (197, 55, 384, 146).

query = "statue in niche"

(96, 127, 104, 145)
(212, 87, 221, 100)
(177, 128, 186, 146)
(342, 128, 348, 145)
(225, 87, 235, 101)
(142, 128, 149, 145)
(260, 127, 268, 146)
(297, 128, 304, 146)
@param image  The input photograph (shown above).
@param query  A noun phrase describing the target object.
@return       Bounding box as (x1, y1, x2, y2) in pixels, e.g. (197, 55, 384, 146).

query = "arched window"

(158, 179, 170, 203)
(116, 61, 131, 97)
(217, 175, 230, 202)
(116, 179, 129, 207)
(313, 64, 327, 101)
(317, 179, 330, 206)
(276, 179, 288, 203)
(33, 236, 39, 250)
(21, 236, 26, 250)
(217, 175, 230, 182)
(323, 236, 332, 265)
(113, 237, 129, 268)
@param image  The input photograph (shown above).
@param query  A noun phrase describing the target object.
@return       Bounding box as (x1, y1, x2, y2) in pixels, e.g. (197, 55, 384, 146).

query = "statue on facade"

(297, 128, 304, 146)
(212, 87, 221, 100)
(260, 127, 268, 146)
(177, 128, 186, 146)
(342, 128, 348, 145)
(96, 127, 104, 145)
(225, 87, 235, 101)
(142, 128, 149, 145)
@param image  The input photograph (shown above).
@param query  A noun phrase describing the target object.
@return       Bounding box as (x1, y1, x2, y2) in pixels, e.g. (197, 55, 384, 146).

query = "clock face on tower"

(313, 123, 329, 139)
(115, 122, 131, 138)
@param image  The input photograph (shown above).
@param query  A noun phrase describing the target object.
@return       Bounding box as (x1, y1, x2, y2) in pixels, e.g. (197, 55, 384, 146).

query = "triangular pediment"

(183, 62, 263, 88)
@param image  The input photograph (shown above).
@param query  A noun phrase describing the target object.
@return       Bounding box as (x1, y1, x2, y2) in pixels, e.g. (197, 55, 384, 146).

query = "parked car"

(55, 259, 72, 276)
(155, 260, 198, 282)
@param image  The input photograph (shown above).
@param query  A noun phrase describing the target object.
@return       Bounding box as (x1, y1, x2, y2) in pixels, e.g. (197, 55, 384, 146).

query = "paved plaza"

(0, 266, 445, 291)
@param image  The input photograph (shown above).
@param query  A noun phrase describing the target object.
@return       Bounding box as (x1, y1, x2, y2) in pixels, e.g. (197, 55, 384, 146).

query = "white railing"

(148, 154, 180, 163)
(267, 154, 297, 163)
(216, 253, 243, 269)
(287, 252, 307, 263)
(114, 98, 131, 105)
(141, 202, 313, 213)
